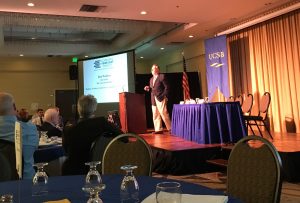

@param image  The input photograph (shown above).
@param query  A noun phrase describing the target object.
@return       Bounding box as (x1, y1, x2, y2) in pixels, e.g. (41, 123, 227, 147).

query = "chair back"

(90, 135, 115, 173)
(0, 139, 19, 181)
(227, 96, 235, 102)
(102, 133, 153, 176)
(235, 95, 244, 106)
(227, 136, 282, 203)
(0, 153, 12, 181)
(241, 94, 254, 115)
(259, 92, 271, 114)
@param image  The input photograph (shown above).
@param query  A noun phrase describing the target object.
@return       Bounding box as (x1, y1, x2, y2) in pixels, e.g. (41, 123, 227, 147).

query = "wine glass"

(82, 184, 106, 203)
(39, 131, 48, 143)
(32, 162, 48, 196)
(120, 165, 139, 203)
(85, 161, 102, 187)
(156, 182, 181, 203)
(0, 194, 13, 203)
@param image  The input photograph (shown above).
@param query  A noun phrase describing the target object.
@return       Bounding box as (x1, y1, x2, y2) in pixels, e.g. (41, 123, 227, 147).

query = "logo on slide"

(94, 58, 113, 69)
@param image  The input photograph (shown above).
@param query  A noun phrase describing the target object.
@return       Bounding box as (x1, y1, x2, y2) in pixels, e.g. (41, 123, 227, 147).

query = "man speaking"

(144, 64, 171, 134)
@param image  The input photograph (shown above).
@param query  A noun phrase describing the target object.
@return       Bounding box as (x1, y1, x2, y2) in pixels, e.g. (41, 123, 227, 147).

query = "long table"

(171, 102, 246, 144)
(0, 175, 240, 202)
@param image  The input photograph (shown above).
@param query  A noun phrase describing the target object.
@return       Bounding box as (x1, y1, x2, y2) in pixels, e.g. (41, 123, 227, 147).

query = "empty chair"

(244, 92, 272, 139)
(90, 135, 115, 173)
(241, 93, 254, 115)
(227, 96, 235, 102)
(235, 95, 244, 106)
(227, 136, 282, 203)
(102, 133, 153, 176)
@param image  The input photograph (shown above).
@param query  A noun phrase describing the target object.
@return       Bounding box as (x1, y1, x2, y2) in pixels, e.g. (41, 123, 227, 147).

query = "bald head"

(0, 92, 15, 115)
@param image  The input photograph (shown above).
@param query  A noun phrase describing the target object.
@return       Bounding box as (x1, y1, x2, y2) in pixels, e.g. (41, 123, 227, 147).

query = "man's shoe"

(152, 130, 163, 134)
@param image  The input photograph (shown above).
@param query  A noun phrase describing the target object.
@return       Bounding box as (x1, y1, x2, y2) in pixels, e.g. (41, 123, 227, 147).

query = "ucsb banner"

(205, 35, 229, 98)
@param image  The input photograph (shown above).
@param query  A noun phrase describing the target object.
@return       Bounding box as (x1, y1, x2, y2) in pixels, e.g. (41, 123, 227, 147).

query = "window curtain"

(227, 9, 300, 133)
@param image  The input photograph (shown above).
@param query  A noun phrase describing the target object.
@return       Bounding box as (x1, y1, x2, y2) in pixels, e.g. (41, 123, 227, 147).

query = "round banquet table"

(0, 175, 241, 203)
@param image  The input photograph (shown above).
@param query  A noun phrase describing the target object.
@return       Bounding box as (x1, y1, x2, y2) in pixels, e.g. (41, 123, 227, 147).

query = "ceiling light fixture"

(140, 11, 147, 15)
(31, 37, 36, 40)
(160, 47, 165, 50)
(140, 56, 144, 59)
(85, 55, 89, 58)
(188, 35, 194, 38)
(27, 2, 35, 7)
(20, 54, 24, 57)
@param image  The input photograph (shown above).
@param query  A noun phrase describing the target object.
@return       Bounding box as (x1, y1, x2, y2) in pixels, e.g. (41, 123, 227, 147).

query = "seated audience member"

(40, 108, 62, 137)
(31, 108, 44, 129)
(62, 94, 122, 175)
(18, 108, 39, 179)
(55, 107, 64, 131)
(0, 92, 38, 179)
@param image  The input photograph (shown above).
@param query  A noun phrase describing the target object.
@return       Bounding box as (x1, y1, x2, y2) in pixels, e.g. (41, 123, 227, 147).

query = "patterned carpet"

(153, 172, 300, 203)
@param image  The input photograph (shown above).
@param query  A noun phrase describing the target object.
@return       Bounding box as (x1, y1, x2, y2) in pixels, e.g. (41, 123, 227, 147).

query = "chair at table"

(102, 133, 153, 176)
(227, 136, 282, 203)
(90, 135, 115, 173)
(244, 92, 272, 139)
(0, 153, 11, 181)
(0, 139, 19, 181)
(241, 93, 253, 115)
(235, 95, 244, 106)
(227, 96, 235, 102)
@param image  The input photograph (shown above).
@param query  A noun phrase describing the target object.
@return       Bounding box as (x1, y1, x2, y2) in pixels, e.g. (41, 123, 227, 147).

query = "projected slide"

(83, 53, 128, 103)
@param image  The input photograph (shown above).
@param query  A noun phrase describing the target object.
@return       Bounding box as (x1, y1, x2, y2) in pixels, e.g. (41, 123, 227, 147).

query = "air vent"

(168, 41, 185, 45)
(79, 4, 106, 12)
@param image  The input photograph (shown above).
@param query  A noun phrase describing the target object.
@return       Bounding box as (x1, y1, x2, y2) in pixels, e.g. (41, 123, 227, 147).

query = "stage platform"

(139, 130, 300, 182)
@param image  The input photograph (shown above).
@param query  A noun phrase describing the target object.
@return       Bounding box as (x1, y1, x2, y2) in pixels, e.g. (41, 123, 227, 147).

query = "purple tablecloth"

(171, 102, 246, 144)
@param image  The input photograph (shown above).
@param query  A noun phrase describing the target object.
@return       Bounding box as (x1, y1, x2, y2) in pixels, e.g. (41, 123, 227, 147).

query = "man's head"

(151, 64, 160, 76)
(18, 108, 30, 122)
(44, 108, 60, 125)
(77, 94, 97, 119)
(0, 92, 15, 116)
(37, 108, 44, 117)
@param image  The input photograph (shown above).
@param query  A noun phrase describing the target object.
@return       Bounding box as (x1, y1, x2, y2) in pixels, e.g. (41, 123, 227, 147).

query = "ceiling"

(0, 0, 298, 59)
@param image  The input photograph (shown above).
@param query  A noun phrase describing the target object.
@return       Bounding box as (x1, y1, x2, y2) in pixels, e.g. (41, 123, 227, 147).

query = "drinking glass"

(85, 161, 102, 187)
(32, 162, 48, 196)
(156, 182, 181, 203)
(120, 165, 139, 203)
(82, 184, 106, 203)
(204, 97, 209, 103)
(40, 131, 48, 143)
(0, 194, 13, 203)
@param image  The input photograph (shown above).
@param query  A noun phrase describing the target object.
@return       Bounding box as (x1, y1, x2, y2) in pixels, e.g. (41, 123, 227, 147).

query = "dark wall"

(135, 72, 202, 128)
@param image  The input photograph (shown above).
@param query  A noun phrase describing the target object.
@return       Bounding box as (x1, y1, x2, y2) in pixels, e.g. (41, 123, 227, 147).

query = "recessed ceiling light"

(160, 47, 165, 50)
(85, 55, 89, 58)
(20, 54, 24, 57)
(27, 2, 35, 7)
(188, 35, 194, 38)
(140, 56, 144, 59)
(140, 11, 147, 15)
(31, 37, 36, 40)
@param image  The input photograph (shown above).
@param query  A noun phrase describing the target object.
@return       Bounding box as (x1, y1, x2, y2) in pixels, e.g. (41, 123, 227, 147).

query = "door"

(55, 89, 78, 125)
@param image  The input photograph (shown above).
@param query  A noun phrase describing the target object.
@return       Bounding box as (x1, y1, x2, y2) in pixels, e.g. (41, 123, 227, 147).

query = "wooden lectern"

(119, 92, 147, 134)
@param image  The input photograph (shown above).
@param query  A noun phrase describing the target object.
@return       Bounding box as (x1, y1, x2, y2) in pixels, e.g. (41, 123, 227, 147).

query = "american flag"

(182, 56, 191, 101)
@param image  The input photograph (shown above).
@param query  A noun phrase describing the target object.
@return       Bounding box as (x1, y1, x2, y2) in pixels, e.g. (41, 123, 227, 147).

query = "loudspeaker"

(69, 65, 78, 80)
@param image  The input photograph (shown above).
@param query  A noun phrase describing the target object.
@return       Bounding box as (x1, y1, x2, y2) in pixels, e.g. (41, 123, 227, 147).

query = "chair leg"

(254, 120, 263, 137)
(263, 121, 273, 139)
(248, 123, 256, 136)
